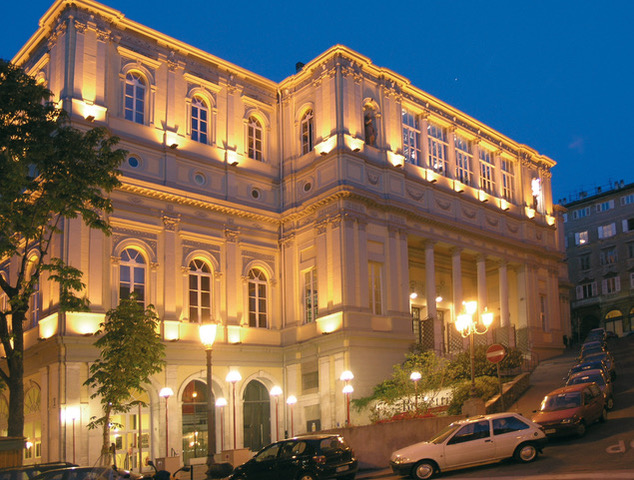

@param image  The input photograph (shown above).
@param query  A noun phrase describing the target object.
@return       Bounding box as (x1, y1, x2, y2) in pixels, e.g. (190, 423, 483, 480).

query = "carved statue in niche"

(364, 105, 377, 147)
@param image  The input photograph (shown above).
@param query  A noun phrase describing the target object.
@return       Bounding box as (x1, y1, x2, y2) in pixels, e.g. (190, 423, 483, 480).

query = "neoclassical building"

(1, 0, 569, 468)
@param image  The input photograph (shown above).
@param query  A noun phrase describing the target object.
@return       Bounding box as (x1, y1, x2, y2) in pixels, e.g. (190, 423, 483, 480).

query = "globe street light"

(455, 301, 494, 397)
(199, 322, 218, 479)
(215, 398, 227, 452)
(286, 396, 297, 437)
(226, 370, 242, 449)
(159, 387, 174, 458)
(339, 370, 354, 383)
(269, 386, 282, 441)
(409, 371, 422, 411)
(342, 384, 354, 426)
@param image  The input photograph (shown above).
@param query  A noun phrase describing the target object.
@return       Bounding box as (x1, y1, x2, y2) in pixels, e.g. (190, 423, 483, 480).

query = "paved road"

(356, 335, 634, 480)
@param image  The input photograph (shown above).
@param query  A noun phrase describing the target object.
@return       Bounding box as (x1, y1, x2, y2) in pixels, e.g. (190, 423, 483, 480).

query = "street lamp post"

(269, 386, 282, 441)
(66, 406, 80, 464)
(342, 385, 354, 426)
(409, 371, 421, 411)
(215, 398, 227, 452)
(159, 387, 174, 458)
(199, 323, 218, 479)
(286, 396, 297, 437)
(455, 301, 494, 397)
(226, 370, 242, 450)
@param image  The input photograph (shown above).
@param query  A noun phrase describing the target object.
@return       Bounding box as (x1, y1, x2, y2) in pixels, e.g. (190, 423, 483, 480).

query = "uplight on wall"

(499, 199, 510, 211)
(227, 325, 242, 344)
(76, 100, 107, 122)
(317, 312, 342, 335)
(452, 180, 465, 193)
(387, 151, 405, 168)
(525, 206, 536, 219)
(38, 313, 58, 339)
(163, 320, 181, 341)
(165, 131, 180, 150)
(478, 190, 488, 203)
(66, 312, 103, 335)
(227, 150, 240, 166)
(344, 134, 364, 153)
(314, 136, 337, 156)
(425, 169, 439, 183)
(546, 215, 555, 226)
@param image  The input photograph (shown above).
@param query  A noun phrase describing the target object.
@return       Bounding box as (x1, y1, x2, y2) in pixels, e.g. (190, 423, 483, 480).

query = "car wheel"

(412, 460, 436, 480)
(600, 408, 608, 423)
(606, 396, 614, 410)
(513, 443, 538, 463)
(297, 473, 316, 480)
(576, 421, 586, 437)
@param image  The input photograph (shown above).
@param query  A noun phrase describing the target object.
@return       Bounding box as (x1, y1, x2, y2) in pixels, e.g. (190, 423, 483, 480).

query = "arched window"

(300, 109, 314, 155)
(247, 116, 263, 161)
(189, 259, 212, 323)
(247, 268, 267, 328)
(364, 104, 378, 147)
(124, 72, 146, 124)
(25, 258, 40, 329)
(120, 248, 146, 304)
(191, 96, 209, 144)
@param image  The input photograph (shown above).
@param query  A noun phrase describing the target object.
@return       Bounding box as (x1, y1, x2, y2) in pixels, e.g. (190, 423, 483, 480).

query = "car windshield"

(541, 393, 581, 411)
(429, 423, 461, 444)
(569, 374, 604, 386)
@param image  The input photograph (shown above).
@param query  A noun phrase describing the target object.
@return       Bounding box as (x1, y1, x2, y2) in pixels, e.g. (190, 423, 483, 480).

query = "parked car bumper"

(389, 460, 416, 476)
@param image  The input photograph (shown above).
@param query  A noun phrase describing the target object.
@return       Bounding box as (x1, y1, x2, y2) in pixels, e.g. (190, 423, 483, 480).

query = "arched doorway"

(182, 380, 213, 463)
(605, 310, 624, 336)
(109, 389, 151, 472)
(242, 380, 270, 451)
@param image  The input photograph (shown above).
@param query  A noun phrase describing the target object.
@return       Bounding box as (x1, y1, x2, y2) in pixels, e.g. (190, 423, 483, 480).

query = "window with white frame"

(300, 109, 314, 155)
(596, 200, 614, 213)
(600, 247, 617, 266)
(621, 193, 634, 205)
(479, 148, 495, 193)
(575, 231, 589, 245)
(572, 207, 591, 219)
(623, 218, 634, 233)
(454, 135, 472, 184)
(602, 276, 621, 294)
(402, 109, 421, 165)
(500, 158, 514, 201)
(598, 223, 616, 239)
(576, 282, 597, 299)
(189, 259, 212, 323)
(428, 123, 448, 174)
(368, 262, 383, 315)
(579, 254, 591, 270)
(303, 268, 318, 323)
(120, 248, 146, 304)
(124, 72, 146, 124)
(247, 268, 267, 328)
(247, 116, 263, 161)
(191, 96, 209, 144)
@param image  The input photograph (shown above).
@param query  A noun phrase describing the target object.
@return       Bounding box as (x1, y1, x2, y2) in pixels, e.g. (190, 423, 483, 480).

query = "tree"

(0, 59, 126, 438)
(84, 297, 166, 461)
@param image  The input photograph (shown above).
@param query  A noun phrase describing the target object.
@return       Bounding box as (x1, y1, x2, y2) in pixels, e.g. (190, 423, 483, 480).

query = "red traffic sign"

(486, 344, 507, 364)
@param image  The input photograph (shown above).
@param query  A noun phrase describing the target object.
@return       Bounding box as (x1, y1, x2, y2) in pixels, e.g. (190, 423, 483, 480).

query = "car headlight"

(392, 455, 411, 464)
(561, 417, 576, 424)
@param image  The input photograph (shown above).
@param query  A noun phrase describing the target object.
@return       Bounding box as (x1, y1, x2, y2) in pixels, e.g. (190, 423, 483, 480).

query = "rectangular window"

(598, 223, 616, 239)
(620, 193, 634, 205)
(602, 276, 621, 294)
(368, 262, 383, 315)
(572, 207, 591, 219)
(596, 200, 614, 213)
(454, 135, 473, 185)
(479, 149, 495, 193)
(576, 282, 597, 300)
(575, 231, 589, 245)
(301, 362, 319, 393)
(303, 268, 318, 323)
(628, 243, 634, 258)
(579, 254, 591, 270)
(600, 247, 617, 265)
(427, 123, 448, 175)
(402, 109, 421, 165)
(500, 159, 515, 201)
(623, 218, 634, 233)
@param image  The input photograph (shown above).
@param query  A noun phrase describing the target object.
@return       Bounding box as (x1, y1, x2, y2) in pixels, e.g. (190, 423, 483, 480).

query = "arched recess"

(605, 309, 624, 336)
(362, 98, 380, 147)
(24, 381, 41, 461)
(242, 379, 271, 452)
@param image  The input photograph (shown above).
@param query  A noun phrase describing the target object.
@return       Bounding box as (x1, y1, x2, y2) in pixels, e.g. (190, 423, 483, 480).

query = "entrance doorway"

(242, 380, 271, 451)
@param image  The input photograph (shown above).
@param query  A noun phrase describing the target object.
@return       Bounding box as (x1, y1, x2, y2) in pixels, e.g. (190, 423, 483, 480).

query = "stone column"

(451, 248, 463, 322)
(425, 242, 440, 353)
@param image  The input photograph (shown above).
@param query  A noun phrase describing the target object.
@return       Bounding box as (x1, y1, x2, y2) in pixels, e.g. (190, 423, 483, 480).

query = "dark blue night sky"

(3, 0, 632, 202)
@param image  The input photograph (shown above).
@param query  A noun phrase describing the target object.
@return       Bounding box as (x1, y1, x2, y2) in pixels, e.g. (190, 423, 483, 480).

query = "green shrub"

(448, 376, 499, 415)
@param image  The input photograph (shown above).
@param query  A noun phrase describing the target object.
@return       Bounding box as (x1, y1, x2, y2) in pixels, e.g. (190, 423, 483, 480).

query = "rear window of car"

(319, 436, 348, 452)
(569, 374, 603, 386)
(492, 416, 530, 435)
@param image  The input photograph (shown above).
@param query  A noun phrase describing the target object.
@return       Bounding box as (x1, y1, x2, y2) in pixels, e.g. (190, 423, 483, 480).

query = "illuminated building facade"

(562, 181, 634, 340)
(1, 0, 569, 466)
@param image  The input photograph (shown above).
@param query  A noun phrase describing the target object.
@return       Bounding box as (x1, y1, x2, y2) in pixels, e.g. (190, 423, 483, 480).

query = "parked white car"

(389, 412, 547, 479)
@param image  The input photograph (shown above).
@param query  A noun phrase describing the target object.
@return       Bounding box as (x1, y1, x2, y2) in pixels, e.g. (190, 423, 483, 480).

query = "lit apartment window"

(479, 148, 495, 193)
(579, 254, 591, 270)
(598, 223, 616, 239)
(602, 276, 621, 295)
(500, 158, 514, 201)
(575, 231, 588, 245)
(189, 259, 212, 323)
(28, 280, 40, 329)
(600, 247, 617, 266)
(402, 109, 421, 165)
(191, 96, 209, 144)
(576, 282, 597, 299)
(300, 109, 314, 155)
(248, 268, 267, 328)
(428, 123, 448, 175)
(247, 116, 263, 161)
(120, 248, 146, 304)
(124, 72, 146, 124)
(596, 200, 614, 213)
(303, 268, 318, 323)
(368, 262, 383, 315)
(454, 135, 472, 185)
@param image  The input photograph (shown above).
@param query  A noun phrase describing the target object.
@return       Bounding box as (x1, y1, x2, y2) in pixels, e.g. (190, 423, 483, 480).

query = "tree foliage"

(446, 345, 525, 381)
(0, 59, 126, 437)
(84, 297, 166, 461)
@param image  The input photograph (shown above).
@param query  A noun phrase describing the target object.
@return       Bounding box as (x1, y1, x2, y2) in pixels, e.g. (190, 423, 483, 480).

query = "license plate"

(336, 466, 349, 472)
(545, 429, 556, 434)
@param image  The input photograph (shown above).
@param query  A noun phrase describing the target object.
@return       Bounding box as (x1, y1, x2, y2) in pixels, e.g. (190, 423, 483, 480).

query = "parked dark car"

(583, 351, 616, 380)
(580, 340, 606, 355)
(531, 383, 607, 438)
(566, 368, 614, 410)
(30, 467, 140, 480)
(0, 464, 77, 480)
(229, 434, 357, 480)
(565, 359, 610, 383)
